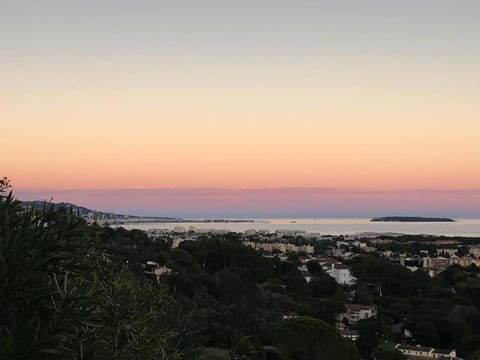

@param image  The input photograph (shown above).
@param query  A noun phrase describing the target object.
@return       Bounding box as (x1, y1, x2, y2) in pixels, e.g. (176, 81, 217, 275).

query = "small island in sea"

(371, 216, 456, 222)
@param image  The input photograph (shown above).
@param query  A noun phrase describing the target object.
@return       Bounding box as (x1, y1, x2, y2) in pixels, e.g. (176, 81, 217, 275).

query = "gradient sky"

(2, 1, 480, 216)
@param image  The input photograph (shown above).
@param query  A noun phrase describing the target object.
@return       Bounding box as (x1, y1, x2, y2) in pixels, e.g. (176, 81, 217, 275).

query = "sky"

(2, 1, 480, 217)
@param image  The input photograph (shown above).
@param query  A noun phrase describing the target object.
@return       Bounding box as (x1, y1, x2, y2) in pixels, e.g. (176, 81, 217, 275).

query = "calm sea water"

(119, 218, 480, 237)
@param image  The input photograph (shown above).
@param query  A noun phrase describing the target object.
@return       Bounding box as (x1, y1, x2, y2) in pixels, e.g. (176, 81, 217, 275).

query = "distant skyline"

(3, 1, 480, 215)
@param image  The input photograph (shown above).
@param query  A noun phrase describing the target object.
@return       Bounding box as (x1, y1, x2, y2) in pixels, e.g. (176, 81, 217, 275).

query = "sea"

(118, 218, 480, 237)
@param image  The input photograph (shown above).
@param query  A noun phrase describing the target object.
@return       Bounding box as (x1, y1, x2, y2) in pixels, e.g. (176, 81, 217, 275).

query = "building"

(275, 230, 307, 237)
(437, 248, 457, 257)
(340, 330, 359, 341)
(363, 246, 377, 253)
(329, 248, 346, 257)
(469, 245, 480, 258)
(327, 263, 357, 285)
(422, 257, 450, 270)
(337, 304, 377, 325)
(244, 241, 314, 255)
(431, 257, 450, 269)
(380, 250, 393, 258)
(172, 226, 186, 233)
(449, 256, 480, 267)
(144, 263, 172, 284)
(394, 344, 456, 359)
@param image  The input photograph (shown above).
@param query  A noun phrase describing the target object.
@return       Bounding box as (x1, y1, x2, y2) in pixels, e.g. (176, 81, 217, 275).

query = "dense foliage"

(2, 179, 480, 359)
(0, 186, 178, 359)
(272, 317, 358, 360)
(347, 255, 480, 358)
(100, 229, 350, 358)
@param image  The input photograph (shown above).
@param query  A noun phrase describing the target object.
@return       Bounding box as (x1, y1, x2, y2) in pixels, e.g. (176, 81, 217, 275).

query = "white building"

(394, 344, 456, 359)
(469, 245, 480, 258)
(327, 263, 357, 285)
(245, 241, 314, 255)
(337, 304, 377, 325)
(172, 226, 186, 233)
(340, 330, 359, 341)
(437, 248, 457, 257)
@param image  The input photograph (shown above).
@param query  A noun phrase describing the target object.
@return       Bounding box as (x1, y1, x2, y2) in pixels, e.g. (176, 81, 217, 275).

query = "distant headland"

(371, 216, 456, 222)
(20, 200, 253, 224)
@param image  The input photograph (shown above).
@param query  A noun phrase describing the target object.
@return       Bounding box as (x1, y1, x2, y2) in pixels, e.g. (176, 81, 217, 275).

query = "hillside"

(21, 200, 179, 222)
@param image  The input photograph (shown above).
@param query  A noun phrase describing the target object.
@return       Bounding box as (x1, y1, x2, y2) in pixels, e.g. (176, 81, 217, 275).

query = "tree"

(354, 285, 373, 305)
(198, 348, 230, 360)
(229, 332, 258, 359)
(0, 187, 178, 359)
(468, 350, 480, 360)
(457, 335, 480, 359)
(372, 346, 406, 360)
(413, 321, 439, 347)
(306, 261, 323, 275)
(331, 287, 348, 303)
(308, 271, 337, 298)
(284, 271, 310, 296)
(357, 318, 379, 358)
(272, 317, 358, 360)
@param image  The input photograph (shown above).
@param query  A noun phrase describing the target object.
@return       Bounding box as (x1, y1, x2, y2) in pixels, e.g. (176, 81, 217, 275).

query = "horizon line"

(12, 186, 480, 193)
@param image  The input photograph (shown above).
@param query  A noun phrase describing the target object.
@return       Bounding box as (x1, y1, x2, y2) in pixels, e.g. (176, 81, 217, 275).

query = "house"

(380, 250, 393, 258)
(329, 248, 346, 258)
(337, 304, 377, 325)
(340, 330, 359, 341)
(437, 248, 457, 257)
(394, 344, 456, 359)
(469, 245, 480, 258)
(363, 246, 377, 253)
(282, 313, 300, 320)
(303, 273, 313, 283)
(422, 257, 450, 270)
(144, 264, 171, 284)
(172, 238, 184, 248)
(327, 263, 357, 285)
(431, 257, 450, 270)
(172, 226, 186, 233)
(449, 256, 480, 267)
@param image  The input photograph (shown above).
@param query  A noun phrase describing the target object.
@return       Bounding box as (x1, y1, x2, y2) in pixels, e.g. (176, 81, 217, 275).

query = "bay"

(118, 218, 480, 237)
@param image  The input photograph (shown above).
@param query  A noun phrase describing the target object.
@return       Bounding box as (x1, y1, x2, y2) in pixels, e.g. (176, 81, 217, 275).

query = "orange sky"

(2, 1, 480, 192)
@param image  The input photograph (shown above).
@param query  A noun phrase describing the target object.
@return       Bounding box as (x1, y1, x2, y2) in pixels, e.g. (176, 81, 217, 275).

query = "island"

(371, 216, 456, 222)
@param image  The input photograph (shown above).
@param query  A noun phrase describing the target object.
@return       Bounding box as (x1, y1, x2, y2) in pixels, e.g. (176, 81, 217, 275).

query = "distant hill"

(371, 216, 456, 222)
(20, 201, 179, 222)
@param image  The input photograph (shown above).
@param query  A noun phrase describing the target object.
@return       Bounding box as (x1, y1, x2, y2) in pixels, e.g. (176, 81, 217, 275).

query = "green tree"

(198, 348, 230, 360)
(457, 335, 480, 359)
(468, 350, 480, 360)
(357, 318, 379, 358)
(413, 321, 439, 347)
(372, 346, 406, 360)
(229, 332, 258, 359)
(0, 186, 178, 359)
(354, 285, 373, 305)
(272, 317, 358, 360)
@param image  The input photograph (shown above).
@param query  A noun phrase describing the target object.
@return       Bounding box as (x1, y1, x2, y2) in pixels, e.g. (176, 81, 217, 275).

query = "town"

(140, 226, 480, 360)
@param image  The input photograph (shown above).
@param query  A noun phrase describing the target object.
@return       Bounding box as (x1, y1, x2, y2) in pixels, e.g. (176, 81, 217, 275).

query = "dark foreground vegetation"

(1, 178, 479, 359)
